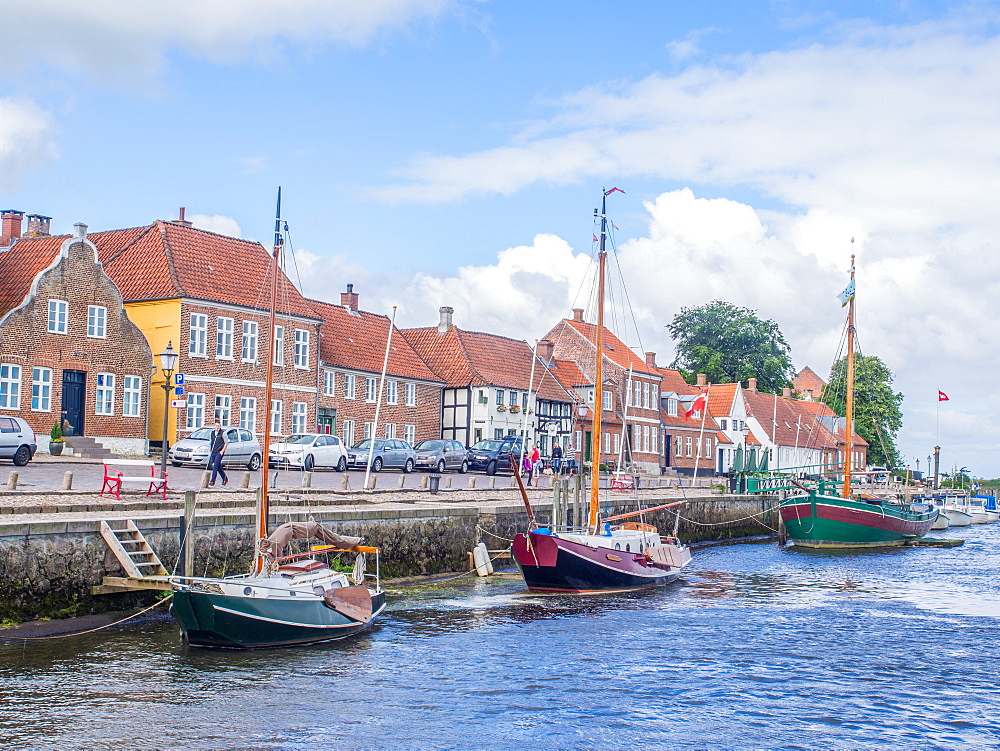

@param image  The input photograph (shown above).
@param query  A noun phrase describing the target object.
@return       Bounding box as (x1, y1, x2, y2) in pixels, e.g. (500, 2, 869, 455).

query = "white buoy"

(472, 541, 491, 576)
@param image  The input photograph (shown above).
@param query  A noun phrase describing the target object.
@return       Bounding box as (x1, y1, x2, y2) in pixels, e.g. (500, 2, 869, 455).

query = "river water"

(3, 523, 999, 751)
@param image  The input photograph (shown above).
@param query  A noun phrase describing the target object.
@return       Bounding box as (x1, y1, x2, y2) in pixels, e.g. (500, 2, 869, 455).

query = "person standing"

(522, 449, 535, 487)
(565, 441, 577, 476)
(551, 441, 563, 475)
(531, 444, 540, 476)
(208, 422, 229, 487)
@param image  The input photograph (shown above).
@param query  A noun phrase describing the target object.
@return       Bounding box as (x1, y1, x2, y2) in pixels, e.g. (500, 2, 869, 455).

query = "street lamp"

(159, 341, 178, 475)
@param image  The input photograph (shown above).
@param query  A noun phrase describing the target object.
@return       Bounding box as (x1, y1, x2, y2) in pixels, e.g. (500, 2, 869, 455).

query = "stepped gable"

(308, 298, 440, 381)
(793, 366, 827, 399)
(93, 221, 318, 319)
(556, 316, 657, 375)
(0, 234, 64, 316)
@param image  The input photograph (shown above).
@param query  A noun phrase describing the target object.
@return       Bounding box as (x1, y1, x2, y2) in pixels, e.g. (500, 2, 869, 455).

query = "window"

(189, 313, 207, 356)
(214, 394, 231, 425)
(242, 321, 258, 363)
(494, 428, 504, 440)
(365, 377, 377, 403)
(47, 299, 67, 334)
(186, 393, 205, 429)
(384, 423, 396, 439)
(270, 399, 282, 435)
(575, 430, 582, 451)
(364, 422, 374, 440)
(613, 433, 620, 454)
(705, 437, 713, 457)
(510, 391, 518, 407)
(603, 432, 610, 452)
(292, 402, 307, 433)
(404, 424, 415, 444)
(342, 420, 355, 447)
(323, 371, 335, 397)
(644, 425, 651, 454)
(239, 397, 257, 432)
(31, 367, 51, 411)
(344, 374, 356, 399)
(216, 317, 234, 359)
(522, 393, 528, 410)
(603, 390, 613, 410)
(273, 325, 284, 366)
(675, 435, 683, 457)
(626, 380, 632, 406)
(0, 364, 21, 409)
(87, 305, 107, 338)
(123, 375, 142, 417)
(720, 418, 727, 431)
(294, 329, 309, 368)
(587, 389, 594, 403)
(405, 382, 416, 406)
(667, 398, 678, 417)
(386, 380, 398, 405)
(686, 436, 693, 456)
(95, 373, 115, 415)
(496, 390, 504, 405)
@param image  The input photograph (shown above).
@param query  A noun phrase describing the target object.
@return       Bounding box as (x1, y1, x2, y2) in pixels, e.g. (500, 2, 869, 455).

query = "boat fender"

(472, 542, 491, 576)
(533, 527, 553, 535)
(476, 541, 494, 574)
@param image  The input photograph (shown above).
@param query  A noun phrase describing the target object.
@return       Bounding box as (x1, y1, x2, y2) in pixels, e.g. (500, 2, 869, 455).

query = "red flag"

(605, 187, 625, 195)
(593, 234, 598, 242)
(938, 390, 949, 402)
(685, 392, 707, 420)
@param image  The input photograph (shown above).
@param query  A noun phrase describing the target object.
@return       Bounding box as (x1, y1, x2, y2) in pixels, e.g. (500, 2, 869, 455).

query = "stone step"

(64, 436, 117, 459)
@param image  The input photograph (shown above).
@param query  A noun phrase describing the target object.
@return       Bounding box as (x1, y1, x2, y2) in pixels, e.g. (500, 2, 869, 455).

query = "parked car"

(168, 427, 263, 470)
(0, 416, 36, 466)
(467, 436, 524, 475)
(346, 438, 416, 473)
(413, 439, 468, 473)
(269, 433, 347, 471)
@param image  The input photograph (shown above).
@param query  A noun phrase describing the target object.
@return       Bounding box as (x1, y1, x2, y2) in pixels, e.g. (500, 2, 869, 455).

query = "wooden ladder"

(99, 519, 169, 579)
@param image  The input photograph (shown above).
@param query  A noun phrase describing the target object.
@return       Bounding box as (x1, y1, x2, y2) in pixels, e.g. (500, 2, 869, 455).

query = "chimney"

(572, 308, 584, 322)
(783, 386, 792, 397)
(437, 306, 454, 334)
(25, 214, 51, 237)
(696, 373, 707, 387)
(173, 206, 192, 228)
(341, 283, 359, 312)
(1, 210, 24, 245)
(748, 378, 758, 392)
(645, 352, 656, 367)
(537, 339, 555, 361)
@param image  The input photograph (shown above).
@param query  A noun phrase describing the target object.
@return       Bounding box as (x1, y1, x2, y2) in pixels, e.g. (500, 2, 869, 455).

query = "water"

(3, 525, 1000, 750)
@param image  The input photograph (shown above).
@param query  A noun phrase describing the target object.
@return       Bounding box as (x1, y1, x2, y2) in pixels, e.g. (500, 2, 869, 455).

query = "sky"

(2, 0, 999, 477)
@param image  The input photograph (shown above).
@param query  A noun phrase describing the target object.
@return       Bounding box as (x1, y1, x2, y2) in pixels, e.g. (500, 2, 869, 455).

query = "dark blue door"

(61, 370, 86, 436)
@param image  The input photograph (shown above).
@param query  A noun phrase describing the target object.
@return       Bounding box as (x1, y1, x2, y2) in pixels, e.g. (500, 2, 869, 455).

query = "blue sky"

(2, 0, 999, 476)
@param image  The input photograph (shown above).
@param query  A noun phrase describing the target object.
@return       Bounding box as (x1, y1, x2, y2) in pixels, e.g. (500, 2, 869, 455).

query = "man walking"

(551, 441, 563, 475)
(209, 422, 229, 487)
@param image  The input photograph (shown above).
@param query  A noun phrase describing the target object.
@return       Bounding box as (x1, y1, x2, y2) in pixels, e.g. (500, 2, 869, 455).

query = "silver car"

(0, 416, 36, 466)
(346, 438, 416, 473)
(168, 427, 263, 470)
(413, 439, 468, 473)
(269, 433, 348, 471)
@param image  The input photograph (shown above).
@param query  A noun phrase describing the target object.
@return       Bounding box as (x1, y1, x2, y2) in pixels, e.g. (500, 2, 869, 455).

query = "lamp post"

(159, 341, 178, 476)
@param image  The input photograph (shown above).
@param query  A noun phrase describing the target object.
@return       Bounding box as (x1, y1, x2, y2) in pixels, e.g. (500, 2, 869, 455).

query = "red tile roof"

(0, 235, 65, 316)
(308, 298, 440, 381)
(554, 317, 659, 375)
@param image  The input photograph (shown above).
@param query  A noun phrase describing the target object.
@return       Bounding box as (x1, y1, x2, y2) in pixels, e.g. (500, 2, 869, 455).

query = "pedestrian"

(208, 422, 229, 487)
(565, 441, 577, 476)
(522, 449, 534, 486)
(531, 444, 540, 475)
(551, 441, 563, 475)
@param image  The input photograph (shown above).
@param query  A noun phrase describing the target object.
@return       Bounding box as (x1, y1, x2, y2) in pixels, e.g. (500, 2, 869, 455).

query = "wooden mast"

(588, 190, 610, 533)
(841, 252, 856, 498)
(256, 188, 282, 570)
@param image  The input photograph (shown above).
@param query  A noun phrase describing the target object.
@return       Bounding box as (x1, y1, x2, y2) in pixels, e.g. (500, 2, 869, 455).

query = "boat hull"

(512, 530, 685, 593)
(780, 494, 936, 549)
(171, 589, 386, 648)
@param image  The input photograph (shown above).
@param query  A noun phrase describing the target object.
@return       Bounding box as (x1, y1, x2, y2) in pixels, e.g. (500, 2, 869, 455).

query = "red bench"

(100, 459, 168, 502)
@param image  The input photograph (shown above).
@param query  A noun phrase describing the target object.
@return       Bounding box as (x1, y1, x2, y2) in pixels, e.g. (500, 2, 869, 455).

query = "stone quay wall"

(0, 487, 779, 623)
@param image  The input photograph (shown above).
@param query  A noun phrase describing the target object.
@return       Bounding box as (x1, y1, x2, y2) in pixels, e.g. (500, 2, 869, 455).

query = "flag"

(938, 390, 949, 401)
(685, 391, 708, 420)
(605, 187, 625, 195)
(593, 234, 598, 242)
(837, 279, 855, 307)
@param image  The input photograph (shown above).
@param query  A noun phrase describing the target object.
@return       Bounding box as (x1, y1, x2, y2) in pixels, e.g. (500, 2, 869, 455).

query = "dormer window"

(667, 398, 678, 417)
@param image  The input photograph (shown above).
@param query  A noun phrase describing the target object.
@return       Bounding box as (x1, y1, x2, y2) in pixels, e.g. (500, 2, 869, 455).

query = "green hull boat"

(779, 491, 937, 549)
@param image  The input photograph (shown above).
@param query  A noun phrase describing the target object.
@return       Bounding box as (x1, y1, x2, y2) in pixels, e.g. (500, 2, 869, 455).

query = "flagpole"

(691, 384, 711, 484)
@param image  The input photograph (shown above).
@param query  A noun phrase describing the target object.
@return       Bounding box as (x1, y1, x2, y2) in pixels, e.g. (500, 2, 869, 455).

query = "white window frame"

(270, 399, 283, 436)
(365, 377, 377, 403)
(242, 321, 258, 363)
(47, 299, 67, 334)
(344, 374, 356, 400)
(386, 380, 398, 405)
(364, 422, 374, 440)
(122, 375, 142, 417)
(31, 367, 51, 411)
(214, 394, 231, 425)
(686, 436, 693, 456)
(405, 383, 416, 407)
(273, 325, 285, 366)
(675, 435, 683, 457)
(87, 305, 107, 339)
(239, 397, 257, 432)
(186, 393, 205, 429)
(384, 423, 396, 439)
(294, 329, 309, 369)
(189, 313, 207, 357)
(404, 424, 415, 445)
(95, 373, 115, 416)
(291, 401, 307, 433)
(216, 317, 234, 359)
(342, 420, 355, 447)
(603, 389, 613, 411)
(667, 398, 678, 417)
(323, 371, 336, 397)
(0, 364, 22, 409)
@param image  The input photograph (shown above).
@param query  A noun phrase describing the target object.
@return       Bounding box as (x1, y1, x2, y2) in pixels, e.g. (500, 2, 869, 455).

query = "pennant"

(685, 391, 707, 420)
(605, 187, 625, 195)
(837, 279, 855, 307)
(593, 234, 598, 242)
(938, 390, 949, 402)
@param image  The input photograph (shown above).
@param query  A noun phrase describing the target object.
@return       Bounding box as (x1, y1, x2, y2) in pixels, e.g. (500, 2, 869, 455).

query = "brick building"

(0, 217, 153, 454)
(310, 288, 443, 448)
(650, 362, 728, 477)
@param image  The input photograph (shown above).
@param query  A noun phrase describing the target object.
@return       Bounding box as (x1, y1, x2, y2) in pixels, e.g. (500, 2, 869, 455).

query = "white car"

(0, 416, 36, 466)
(269, 433, 348, 471)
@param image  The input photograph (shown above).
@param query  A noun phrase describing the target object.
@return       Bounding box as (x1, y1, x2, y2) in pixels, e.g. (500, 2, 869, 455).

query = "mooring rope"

(0, 594, 174, 642)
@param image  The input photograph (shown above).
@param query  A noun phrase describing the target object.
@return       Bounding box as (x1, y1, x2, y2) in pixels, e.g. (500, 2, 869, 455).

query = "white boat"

(971, 495, 999, 523)
(930, 511, 950, 531)
(922, 495, 973, 527)
(962, 497, 989, 524)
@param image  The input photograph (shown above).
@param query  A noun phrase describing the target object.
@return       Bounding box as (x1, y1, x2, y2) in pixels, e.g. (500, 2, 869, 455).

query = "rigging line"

(0, 594, 174, 642)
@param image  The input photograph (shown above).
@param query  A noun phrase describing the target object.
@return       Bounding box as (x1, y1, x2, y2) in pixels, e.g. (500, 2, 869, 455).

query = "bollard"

(200, 471, 211, 489)
(6, 471, 18, 490)
(365, 475, 377, 490)
(421, 475, 429, 489)
(341, 473, 350, 490)
(428, 475, 440, 494)
(398, 475, 406, 488)
(489, 477, 496, 489)
(241, 471, 251, 489)
(302, 471, 313, 489)
(62, 471, 73, 490)
(468, 476, 476, 489)
(445, 476, 452, 489)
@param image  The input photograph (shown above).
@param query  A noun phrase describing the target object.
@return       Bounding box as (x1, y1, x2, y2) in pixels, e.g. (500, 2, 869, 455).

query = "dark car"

(346, 438, 416, 473)
(467, 436, 525, 475)
(413, 439, 468, 473)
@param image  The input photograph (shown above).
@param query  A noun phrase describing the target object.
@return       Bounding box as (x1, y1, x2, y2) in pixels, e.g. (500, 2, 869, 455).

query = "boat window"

(615, 543, 621, 550)
(626, 544, 631, 552)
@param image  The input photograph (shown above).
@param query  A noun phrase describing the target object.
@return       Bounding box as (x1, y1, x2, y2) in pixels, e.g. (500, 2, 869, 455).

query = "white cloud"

(190, 214, 242, 237)
(0, 99, 58, 191)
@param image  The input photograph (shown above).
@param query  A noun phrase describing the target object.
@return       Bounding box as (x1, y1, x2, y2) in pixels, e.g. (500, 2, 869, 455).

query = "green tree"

(822, 354, 903, 469)
(667, 300, 795, 392)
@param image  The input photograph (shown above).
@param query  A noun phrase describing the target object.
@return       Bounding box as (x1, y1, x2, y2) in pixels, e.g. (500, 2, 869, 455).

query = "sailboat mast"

(588, 191, 609, 532)
(257, 188, 282, 566)
(841, 253, 856, 498)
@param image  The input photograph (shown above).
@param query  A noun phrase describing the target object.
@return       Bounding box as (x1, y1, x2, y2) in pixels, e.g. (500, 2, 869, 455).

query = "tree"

(822, 354, 903, 469)
(667, 300, 795, 392)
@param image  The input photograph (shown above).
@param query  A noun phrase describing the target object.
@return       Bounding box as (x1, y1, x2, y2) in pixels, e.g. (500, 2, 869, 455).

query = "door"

(317, 408, 336, 435)
(61, 370, 86, 436)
